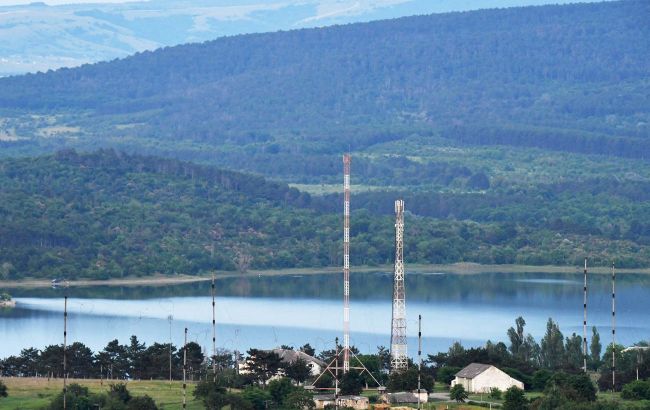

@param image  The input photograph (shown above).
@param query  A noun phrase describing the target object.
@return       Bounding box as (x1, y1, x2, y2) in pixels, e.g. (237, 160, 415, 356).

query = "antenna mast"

(63, 295, 68, 410)
(183, 327, 187, 409)
(390, 199, 407, 372)
(418, 314, 422, 410)
(583, 258, 588, 373)
(343, 153, 351, 373)
(612, 263, 616, 392)
(212, 272, 217, 381)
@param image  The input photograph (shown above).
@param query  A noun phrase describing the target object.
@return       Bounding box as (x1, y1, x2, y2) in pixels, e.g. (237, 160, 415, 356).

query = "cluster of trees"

(0, 336, 207, 381)
(3, 150, 650, 282)
(1, 317, 649, 409)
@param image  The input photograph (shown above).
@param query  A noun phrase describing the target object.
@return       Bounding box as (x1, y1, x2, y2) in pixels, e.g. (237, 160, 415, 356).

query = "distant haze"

(0, 0, 609, 75)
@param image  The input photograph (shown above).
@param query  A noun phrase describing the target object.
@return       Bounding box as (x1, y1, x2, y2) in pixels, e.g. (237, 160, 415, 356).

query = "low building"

(271, 348, 327, 377)
(239, 348, 327, 378)
(313, 394, 369, 410)
(451, 363, 524, 393)
(384, 391, 427, 405)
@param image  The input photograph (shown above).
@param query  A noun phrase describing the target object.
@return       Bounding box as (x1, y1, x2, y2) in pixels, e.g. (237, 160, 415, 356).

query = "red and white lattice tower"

(390, 199, 408, 372)
(343, 154, 351, 373)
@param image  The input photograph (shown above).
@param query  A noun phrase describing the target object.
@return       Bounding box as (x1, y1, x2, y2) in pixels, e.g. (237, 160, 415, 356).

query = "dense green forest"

(0, 150, 650, 280)
(0, 0, 648, 169)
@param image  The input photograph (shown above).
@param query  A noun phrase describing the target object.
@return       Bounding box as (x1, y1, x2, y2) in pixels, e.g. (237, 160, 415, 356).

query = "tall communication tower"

(390, 199, 407, 372)
(343, 154, 351, 373)
(308, 153, 384, 395)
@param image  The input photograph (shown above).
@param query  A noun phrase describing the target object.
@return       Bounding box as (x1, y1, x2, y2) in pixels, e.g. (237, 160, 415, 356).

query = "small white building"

(239, 348, 326, 378)
(451, 363, 524, 393)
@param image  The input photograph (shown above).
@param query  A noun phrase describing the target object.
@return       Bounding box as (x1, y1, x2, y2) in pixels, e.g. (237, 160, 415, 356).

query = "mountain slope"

(0, 0, 604, 76)
(0, 0, 648, 165)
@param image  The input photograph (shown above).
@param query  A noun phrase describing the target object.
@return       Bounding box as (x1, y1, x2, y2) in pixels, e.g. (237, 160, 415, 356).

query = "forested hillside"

(1, 150, 650, 281)
(0, 0, 648, 167)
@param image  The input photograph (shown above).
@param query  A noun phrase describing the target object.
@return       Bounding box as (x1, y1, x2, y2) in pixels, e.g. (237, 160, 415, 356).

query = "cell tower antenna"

(308, 153, 385, 394)
(343, 153, 351, 373)
(583, 258, 588, 373)
(390, 199, 407, 372)
(212, 272, 217, 381)
(612, 263, 616, 392)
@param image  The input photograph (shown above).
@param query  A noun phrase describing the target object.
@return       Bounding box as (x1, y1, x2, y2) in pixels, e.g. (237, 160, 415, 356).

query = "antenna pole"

(390, 199, 407, 372)
(343, 154, 351, 373)
(63, 295, 68, 410)
(168, 315, 173, 386)
(212, 272, 217, 382)
(612, 263, 616, 392)
(183, 327, 187, 409)
(418, 314, 422, 410)
(583, 258, 588, 373)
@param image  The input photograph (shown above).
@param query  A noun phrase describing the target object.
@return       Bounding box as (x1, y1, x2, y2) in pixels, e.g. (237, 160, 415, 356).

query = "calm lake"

(1, 271, 649, 358)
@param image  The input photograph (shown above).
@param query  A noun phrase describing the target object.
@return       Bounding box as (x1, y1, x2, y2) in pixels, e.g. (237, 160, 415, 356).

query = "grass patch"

(0, 377, 202, 410)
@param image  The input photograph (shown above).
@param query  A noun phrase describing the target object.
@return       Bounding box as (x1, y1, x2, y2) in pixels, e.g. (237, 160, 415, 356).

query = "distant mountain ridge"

(0, 0, 647, 165)
(0, 0, 608, 76)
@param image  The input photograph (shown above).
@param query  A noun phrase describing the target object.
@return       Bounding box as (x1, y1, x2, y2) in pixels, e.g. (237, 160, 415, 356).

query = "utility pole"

(63, 295, 68, 410)
(390, 199, 407, 372)
(183, 327, 187, 410)
(343, 154, 351, 374)
(583, 258, 588, 373)
(612, 263, 616, 392)
(418, 314, 422, 410)
(168, 315, 173, 386)
(212, 272, 217, 382)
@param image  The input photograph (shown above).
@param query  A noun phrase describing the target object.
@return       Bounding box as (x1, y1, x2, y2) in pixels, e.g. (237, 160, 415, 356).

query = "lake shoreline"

(1, 262, 648, 289)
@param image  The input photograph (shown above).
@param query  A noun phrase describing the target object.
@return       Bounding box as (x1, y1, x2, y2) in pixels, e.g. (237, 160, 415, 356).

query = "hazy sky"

(0, 0, 601, 6)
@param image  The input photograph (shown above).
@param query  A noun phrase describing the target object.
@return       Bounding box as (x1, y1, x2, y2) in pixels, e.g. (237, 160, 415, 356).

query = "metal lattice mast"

(390, 199, 407, 372)
(612, 263, 616, 392)
(343, 154, 351, 373)
(583, 258, 588, 373)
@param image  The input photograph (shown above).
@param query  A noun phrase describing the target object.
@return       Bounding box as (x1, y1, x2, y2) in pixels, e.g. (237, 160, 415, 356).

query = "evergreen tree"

(540, 319, 565, 369)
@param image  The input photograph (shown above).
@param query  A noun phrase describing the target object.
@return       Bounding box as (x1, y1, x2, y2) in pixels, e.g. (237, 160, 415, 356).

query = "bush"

(621, 380, 650, 400)
(503, 386, 528, 410)
(450, 384, 468, 403)
(489, 387, 502, 400)
(126, 395, 158, 410)
(0, 380, 7, 398)
(437, 366, 461, 385)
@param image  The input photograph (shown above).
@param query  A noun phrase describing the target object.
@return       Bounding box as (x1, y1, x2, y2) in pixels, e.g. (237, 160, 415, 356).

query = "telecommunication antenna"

(63, 295, 68, 410)
(212, 272, 217, 381)
(417, 314, 422, 410)
(343, 153, 351, 373)
(183, 327, 188, 409)
(611, 263, 616, 392)
(390, 199, 407, 372)
(583, 258, 588, 373)
(308, 154, 384, 395)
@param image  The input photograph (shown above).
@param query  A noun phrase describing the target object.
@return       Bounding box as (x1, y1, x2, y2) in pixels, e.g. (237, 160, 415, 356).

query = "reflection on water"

(1, 271, 649, 357)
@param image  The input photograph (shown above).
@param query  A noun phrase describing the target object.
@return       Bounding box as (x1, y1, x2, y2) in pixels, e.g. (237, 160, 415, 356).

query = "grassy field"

(0, 377, 202, 410)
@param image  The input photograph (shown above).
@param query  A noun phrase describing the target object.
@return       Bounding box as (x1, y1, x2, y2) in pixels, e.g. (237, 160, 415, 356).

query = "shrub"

(621, 380, 650, 400)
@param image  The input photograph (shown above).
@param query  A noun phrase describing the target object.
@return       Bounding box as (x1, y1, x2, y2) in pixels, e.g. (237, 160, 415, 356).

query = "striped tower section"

(390, 199, 408, 372)
(583, 258, 588, 373)
(343, 154, 351, 373)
